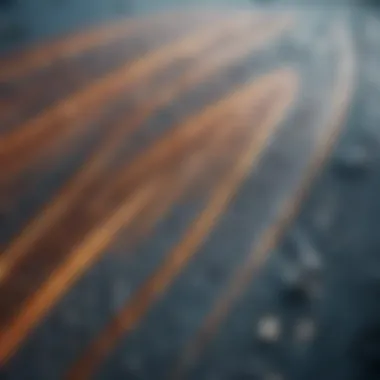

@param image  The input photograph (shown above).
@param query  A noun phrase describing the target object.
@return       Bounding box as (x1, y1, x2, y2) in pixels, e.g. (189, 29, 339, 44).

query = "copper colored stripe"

(0, 14, 292, 180)
(0, 14, 258, 157)
(65, 68, 298, 380)
(0, 10, 239, 81)
(0, 11, 254, 135)
(0, 18, 144, 80)
(171, 22, 355, 380)
(0, 128, 230, 361)
(116, 120, 244, 262)
(0, 17, 293, 290)
(0, 67, 295, 364)
(95, 66, 295, 207)
(0, 181, 160, 365)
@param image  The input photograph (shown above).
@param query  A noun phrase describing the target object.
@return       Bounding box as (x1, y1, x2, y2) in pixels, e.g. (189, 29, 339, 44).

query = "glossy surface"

(0, 9, 355, 379)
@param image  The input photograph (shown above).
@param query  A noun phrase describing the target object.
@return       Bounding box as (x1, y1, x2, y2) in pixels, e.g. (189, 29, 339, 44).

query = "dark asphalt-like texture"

(2, 1, 380, 379)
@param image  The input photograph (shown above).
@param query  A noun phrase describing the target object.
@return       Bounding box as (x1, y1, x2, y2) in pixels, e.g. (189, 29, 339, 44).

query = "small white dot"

(256, 315, 281, 342)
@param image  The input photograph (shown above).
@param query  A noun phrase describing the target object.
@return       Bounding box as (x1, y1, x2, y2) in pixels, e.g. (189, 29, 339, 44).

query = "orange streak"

(0, 17, 293, 287)
(0, 180, 158, 365)
(0, 14, 259, 157)
(0, 10, 235, 81)
(96, 65, 296, 207)
(65, 68, 298, 380)
(0, 14, 292, 179)
(0, 88, 248, 364)
(0, 19, 142, 81)
(0, 67, 297, 366)
(118, 119, 244, 256)
(171, 21, 356, 380)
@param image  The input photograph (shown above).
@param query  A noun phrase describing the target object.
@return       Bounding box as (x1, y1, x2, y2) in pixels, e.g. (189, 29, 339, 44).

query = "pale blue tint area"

(0, 0, 364, 53)
(0, 0, 256, 53)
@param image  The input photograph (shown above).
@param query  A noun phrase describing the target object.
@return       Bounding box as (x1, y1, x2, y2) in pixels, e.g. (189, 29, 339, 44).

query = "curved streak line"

(1, 15, 292, 179)
(0, 14, 258, 155)
(0, 16, 293, 287)
(171, 19, 356, 380)
(0, 181, 158, 365)
(0, 68, 296, 366)
(0, 10, 245, 81)
(65, 68, 298, 380)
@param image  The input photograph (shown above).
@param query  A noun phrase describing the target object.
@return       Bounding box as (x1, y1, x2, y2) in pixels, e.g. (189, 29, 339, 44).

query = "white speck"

(256, 315, 281, 342)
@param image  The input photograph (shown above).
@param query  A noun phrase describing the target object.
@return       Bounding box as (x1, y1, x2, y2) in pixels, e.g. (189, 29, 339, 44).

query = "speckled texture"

(184, 14, 380, 380)
(1, 3, 380, 380)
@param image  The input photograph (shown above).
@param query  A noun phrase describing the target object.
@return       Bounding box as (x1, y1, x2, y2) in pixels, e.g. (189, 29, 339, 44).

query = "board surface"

(3, 7, 378, 380)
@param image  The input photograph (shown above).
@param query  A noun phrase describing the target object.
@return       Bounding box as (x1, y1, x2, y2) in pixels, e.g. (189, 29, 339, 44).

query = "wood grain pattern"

(0, 8, 355, 380)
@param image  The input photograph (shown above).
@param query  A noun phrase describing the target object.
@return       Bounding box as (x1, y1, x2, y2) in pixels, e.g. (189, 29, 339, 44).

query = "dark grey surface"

(190, 14, 380, 380)
(2, 2, 380, 380)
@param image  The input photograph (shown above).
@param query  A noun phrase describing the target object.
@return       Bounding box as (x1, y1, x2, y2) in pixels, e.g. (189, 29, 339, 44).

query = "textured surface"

(0, 7, 370, 380)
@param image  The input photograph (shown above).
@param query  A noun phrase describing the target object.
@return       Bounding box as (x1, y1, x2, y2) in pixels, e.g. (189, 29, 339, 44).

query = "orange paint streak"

(0, 14, 291, 179)
(117, 120, 244, 257)
(96, 66, 296, 207)
(0, 95, 247, 364)
(0, 180, 158, 365)
(0, 18, 293, 289)
(65, 68, 298, 380)
(0, 10, 237, 81)
(0, 20, 141, 81)
(171, 22, 356, 380)
(0, 14, 258, 158)
(0, 66, 284, 363)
